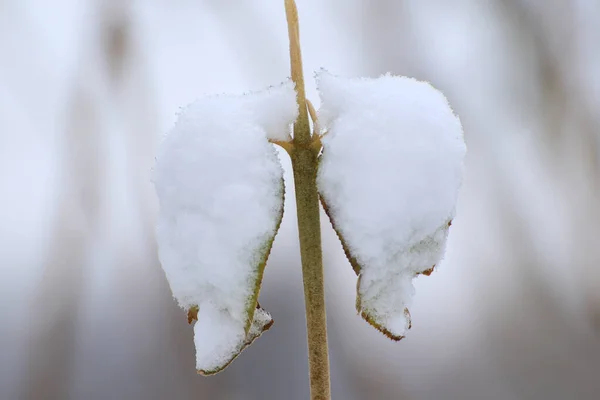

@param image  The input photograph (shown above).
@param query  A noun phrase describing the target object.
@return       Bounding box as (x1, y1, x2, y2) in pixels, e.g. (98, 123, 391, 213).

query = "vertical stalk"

(292, 147, 331, 400)
(284, 1, 331, 399)
(285, 0, 310, 145)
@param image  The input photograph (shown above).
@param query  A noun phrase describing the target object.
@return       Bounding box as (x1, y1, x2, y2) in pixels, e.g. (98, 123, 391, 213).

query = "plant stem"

(292, 147, 331, 400)
(284, 1, 331, 399)
(285, 0, 310, 145)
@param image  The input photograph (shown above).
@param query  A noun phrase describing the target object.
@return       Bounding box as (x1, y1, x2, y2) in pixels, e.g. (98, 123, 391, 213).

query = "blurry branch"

(102, 0, 158, 248)
(21, 52, 103, 400)
(504, 0, 600, 329)
(20, 2, 129, 398)
(103, 8, 130, 84)
(507, 0, 600, 176)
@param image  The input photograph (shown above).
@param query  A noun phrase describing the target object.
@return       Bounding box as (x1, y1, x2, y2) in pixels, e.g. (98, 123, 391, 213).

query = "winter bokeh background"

(2, 0, 600, 399)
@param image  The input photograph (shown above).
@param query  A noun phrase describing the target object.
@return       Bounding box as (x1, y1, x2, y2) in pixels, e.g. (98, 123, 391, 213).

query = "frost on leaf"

(316, 71, 466, 340)
(152, 81, 297, 373)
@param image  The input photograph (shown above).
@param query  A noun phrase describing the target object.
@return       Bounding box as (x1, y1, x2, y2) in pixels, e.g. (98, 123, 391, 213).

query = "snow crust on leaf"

(152, 81, 297, 372)
(195, 305, 274, 375)
(249, 80, 298, 142)
(316, 71, 466, 339)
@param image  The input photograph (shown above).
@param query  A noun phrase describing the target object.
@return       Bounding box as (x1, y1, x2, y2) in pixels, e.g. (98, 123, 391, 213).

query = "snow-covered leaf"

(316, 71, 466, 340)
(193, 304, 274, 375)
(152, 81, 297, 373)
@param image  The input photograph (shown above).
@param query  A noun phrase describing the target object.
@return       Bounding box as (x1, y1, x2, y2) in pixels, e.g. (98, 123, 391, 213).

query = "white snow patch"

(317, 71, 466, 338)
(194, 304, 273, 373)
(153, 81, 297, 371)
(249, 81, 298, 142)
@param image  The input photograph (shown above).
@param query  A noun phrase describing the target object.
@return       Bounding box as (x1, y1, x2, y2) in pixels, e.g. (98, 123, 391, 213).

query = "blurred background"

(1, 0, 600, 399)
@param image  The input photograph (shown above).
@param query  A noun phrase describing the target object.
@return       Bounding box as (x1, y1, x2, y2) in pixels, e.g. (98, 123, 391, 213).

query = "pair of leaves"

(152, 72, 466, 374)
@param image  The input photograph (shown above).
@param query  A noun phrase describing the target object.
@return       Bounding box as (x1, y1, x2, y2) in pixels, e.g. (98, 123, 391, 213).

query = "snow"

(249, 81, 298, 142)
(194, 304, 273, 375)
(152, 81, 297, 372)
(316, 71, 466, 339)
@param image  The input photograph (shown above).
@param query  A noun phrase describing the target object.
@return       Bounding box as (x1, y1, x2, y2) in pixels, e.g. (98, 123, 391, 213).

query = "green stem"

(284, 1, 331, 399)
(292, 146, 331, 400)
